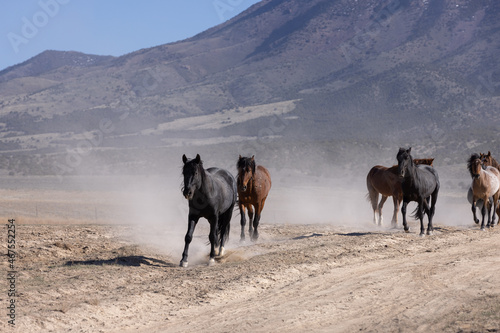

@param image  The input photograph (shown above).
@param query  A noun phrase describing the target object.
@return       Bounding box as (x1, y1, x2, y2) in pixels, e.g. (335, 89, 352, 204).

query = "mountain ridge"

(0, 0, 499, 176)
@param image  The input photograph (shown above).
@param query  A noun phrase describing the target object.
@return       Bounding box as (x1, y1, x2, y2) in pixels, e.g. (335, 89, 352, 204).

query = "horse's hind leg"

(377, 195, 388, 226)
(424, 197, 433, 235)
(486, 198, 494, 228)
(391, 195, 399, 227)
(368, 189, 380, 225)
(490, 194, 499, 227)
(208, 216, 219, 265)
(218, 205, 234, 257)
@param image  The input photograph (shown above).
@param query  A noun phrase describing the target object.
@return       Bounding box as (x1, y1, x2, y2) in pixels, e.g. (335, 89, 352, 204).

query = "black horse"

(180, 154, 237, 267)
(397, 147, 440, 236)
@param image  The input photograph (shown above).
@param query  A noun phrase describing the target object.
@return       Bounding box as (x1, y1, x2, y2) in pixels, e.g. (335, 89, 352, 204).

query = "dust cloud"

(0, 135, 477, 265)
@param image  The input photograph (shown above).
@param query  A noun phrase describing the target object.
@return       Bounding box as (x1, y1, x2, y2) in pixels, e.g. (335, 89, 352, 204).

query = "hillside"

(0, 0, 499, 176)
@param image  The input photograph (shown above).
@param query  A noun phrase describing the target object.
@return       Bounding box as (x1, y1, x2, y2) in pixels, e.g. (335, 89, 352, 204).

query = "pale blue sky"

(0, 0, 261, 71)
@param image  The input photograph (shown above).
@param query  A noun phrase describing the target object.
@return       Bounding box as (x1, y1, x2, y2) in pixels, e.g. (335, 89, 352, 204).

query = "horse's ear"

(182, 154, 187, 164)
(488, 151, 491, 156)
(195, 154, 201, 163)
(239, 155, 242, 160)
(251, 155, 255, 161)
(407, 147, 412, 154)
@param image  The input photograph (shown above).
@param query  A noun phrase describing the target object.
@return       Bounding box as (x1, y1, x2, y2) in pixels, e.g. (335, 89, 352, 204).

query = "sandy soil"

(2, 219, 500, 333)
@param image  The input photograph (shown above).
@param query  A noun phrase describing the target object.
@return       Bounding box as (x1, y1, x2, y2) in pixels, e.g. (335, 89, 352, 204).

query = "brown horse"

(237, 155, 272, 241)
(481, 151, 500, 171)
(366, 158, 434, 226)
(468, 153, 500, 230)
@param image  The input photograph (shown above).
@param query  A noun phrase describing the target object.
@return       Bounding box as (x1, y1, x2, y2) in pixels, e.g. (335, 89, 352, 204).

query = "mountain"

(0, 0, 499, 177)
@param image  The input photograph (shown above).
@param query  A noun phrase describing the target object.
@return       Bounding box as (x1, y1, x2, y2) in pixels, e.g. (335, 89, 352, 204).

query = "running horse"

(236, 155, 272, 241)
(481, 151, 500, 220)
(468, 153, 500, 230)
(180, 154, 237, 267)
(366, 158, 434, 226)
(397, 148, 440, 236)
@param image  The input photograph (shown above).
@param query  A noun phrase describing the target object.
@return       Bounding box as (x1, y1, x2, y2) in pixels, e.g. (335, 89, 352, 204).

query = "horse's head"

(237, 155, 255, 192)
(396, 147, 413, 178)
(467, 153, 483, 179)
(480, 151, 493, 167)
(182, 154, 203, 200)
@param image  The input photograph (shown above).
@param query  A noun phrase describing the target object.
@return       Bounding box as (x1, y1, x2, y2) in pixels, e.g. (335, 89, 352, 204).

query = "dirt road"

(2, 220, 499, 333)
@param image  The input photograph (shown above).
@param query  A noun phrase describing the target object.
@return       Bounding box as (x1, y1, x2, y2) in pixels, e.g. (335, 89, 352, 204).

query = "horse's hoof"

(480, 227, 486, 231)
(208, 258, 215, 266)
(218, 247, 225, 257)
(404, 229, 410, 233)
(180, 261, 188, 268)
(427, 231, 433, 236)
(419, 233, 425, 238)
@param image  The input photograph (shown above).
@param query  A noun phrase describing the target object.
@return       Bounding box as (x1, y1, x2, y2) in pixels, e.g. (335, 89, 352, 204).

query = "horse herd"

(179, 148, 500, 267)
(367, 148, 500, 234)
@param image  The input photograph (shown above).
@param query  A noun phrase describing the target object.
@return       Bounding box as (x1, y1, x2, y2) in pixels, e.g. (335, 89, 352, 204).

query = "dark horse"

(397, 148, 440, 236)
(366, 158, 434, 226)
(236, 155, 272, 241)
(467, 153, 500, 230)
(180, 154, 237, 267)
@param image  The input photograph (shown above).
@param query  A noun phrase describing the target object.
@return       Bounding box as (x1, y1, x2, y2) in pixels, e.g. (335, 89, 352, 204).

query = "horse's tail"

(411, 204, 424, 221)
(217, 203, 234, 246)
(365, 172, 378, 210)
(412, 198, 431, 220)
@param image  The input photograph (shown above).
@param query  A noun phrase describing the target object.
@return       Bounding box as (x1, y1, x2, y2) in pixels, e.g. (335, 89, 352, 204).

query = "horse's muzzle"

(183, 188, 194, 200)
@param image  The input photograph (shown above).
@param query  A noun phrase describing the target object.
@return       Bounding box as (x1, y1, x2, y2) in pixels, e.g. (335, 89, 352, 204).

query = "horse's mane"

(182, 155, 207, 183)
(237, 156, 256, 174)
(467, 153, 483, 178)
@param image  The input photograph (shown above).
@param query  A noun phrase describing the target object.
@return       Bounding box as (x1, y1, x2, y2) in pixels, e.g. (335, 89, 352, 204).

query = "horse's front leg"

(417, 199, 425, 237)
(247, 205, 254, 238)
(401, 201, 409, 233)
(472, 200, 479, 224)
(239, 202, 247, 242)
(180, 214, 199, 268)
(208, 215, 218, 266)
(480, 201, 487, 230)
